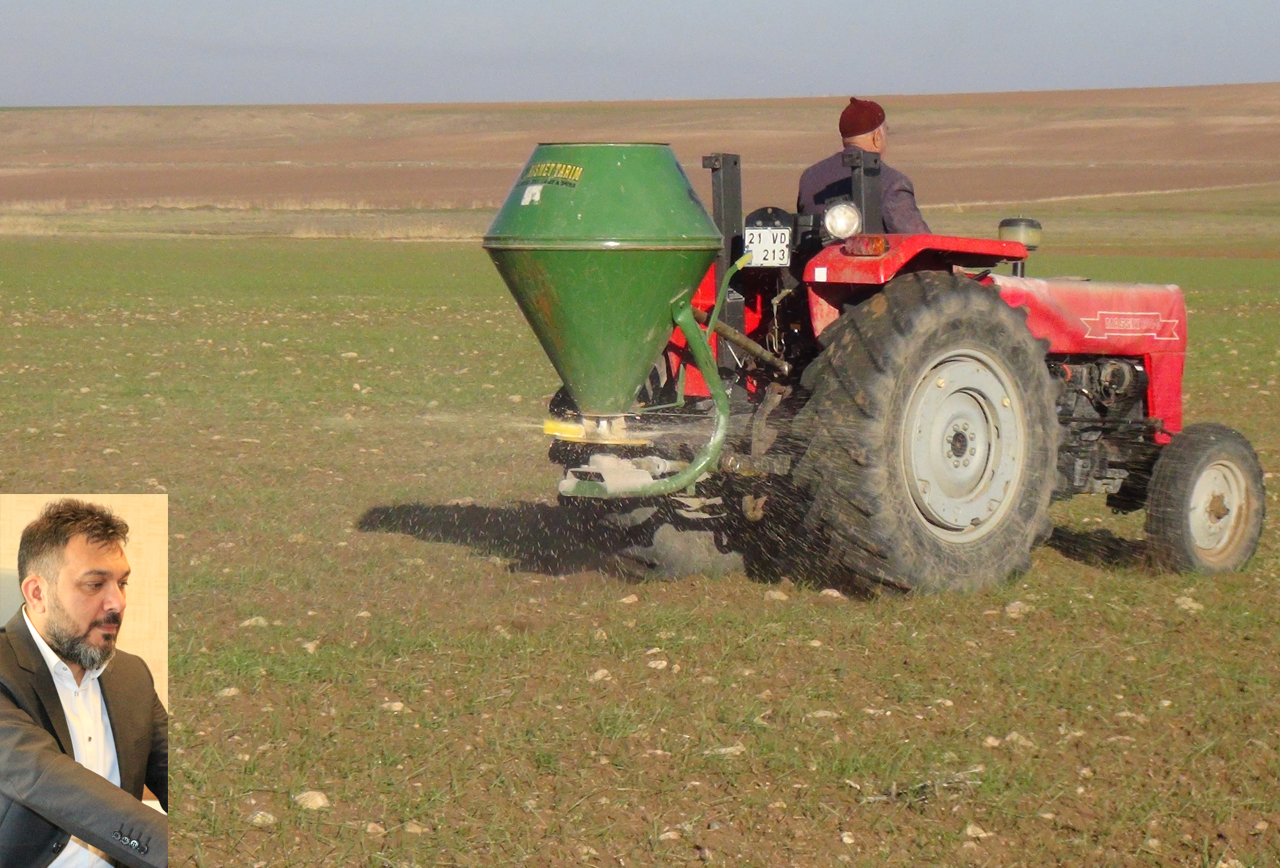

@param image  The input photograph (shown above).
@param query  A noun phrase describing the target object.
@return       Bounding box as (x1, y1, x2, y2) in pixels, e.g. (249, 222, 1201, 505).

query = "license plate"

(744, 227, 791, 267)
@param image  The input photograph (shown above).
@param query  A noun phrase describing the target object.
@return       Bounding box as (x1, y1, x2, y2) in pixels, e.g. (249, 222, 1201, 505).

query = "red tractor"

(485, 144, 1265, 591)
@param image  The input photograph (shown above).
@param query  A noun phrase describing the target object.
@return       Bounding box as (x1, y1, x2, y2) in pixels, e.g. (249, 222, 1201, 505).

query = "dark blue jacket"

(796, 146, 931, 235)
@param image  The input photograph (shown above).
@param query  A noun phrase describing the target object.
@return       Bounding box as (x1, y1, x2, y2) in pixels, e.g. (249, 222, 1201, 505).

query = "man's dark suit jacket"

(0, 610, 168, 868)
(796, 146, 932, 235)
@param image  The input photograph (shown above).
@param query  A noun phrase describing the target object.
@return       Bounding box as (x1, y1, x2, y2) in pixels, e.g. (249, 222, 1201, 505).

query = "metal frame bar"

(842, 149, 884, 234)
(701, 153, 743, 288)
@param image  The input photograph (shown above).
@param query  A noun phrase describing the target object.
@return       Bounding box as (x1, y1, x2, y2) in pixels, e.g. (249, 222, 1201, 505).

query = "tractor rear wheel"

(790, 271, 1059, 591)
(1144, 423, 1265, 573)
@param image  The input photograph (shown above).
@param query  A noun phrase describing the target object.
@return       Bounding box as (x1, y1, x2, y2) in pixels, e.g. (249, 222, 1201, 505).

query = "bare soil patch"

(2, 83, 1278, 236)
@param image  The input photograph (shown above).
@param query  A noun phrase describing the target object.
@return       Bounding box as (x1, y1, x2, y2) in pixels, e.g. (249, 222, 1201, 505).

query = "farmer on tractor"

(796, 97, 931, 235)
(484, 131, 1266, 591)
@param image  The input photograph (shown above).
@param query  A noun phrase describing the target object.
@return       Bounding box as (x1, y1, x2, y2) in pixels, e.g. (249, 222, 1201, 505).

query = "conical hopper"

(484, 143, 722, 416)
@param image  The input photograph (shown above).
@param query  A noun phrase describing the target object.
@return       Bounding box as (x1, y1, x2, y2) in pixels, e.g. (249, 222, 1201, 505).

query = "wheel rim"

(1188, 458, 1250, 560)
(901, 348, 1026, 541)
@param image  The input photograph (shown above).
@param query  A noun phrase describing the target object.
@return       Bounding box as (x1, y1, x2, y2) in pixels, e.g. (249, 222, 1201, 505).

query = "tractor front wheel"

(790, 271, 1059, 591)
(1144, 423, 1265, 573)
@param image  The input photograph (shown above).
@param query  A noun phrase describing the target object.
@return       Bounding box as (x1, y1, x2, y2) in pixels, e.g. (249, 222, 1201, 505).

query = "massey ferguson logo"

(1081, 311, 1180, 340)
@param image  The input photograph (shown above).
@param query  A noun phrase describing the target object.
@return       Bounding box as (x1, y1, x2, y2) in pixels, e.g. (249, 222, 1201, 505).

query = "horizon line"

(4, 80, 1278, 112)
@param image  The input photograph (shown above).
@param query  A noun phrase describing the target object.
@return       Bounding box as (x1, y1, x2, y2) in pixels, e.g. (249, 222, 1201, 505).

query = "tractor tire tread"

(791, 270, 1059, 592)
(1144, 422, 1265, 573)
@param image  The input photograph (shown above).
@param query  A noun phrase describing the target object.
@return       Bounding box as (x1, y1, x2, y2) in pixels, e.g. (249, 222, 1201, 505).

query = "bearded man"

(0, 499, 167, 868)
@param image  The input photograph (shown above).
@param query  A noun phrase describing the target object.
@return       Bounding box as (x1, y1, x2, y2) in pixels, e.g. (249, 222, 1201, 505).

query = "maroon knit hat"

(839, 97, 886, 139)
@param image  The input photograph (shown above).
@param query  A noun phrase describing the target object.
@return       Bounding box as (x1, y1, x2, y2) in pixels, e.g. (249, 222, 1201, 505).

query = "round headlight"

(823, 202, 862, 240)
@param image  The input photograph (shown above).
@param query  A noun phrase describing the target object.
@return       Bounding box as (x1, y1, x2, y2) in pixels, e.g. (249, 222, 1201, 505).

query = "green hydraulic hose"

(705, 252, 754, 337)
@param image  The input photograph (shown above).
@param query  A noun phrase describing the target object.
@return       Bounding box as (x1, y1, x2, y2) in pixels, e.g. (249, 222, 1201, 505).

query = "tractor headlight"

(822, 202, 862, 240)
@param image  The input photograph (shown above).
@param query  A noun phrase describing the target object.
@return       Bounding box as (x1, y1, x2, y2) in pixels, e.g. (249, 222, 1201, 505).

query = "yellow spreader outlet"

(544, 419, 587, 439)
(543, 418, 652, 446)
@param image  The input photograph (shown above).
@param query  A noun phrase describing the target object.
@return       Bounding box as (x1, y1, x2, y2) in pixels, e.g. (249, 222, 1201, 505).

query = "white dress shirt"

(23, 608, 120, 868)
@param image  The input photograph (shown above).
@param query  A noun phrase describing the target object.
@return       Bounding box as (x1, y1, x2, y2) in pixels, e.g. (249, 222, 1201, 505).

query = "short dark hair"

(18, 499, 130, 585)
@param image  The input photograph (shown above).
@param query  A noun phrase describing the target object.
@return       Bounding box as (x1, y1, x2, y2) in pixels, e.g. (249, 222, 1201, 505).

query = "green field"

(926, 182, 1280, 259)
(2, 238, 1277, 866)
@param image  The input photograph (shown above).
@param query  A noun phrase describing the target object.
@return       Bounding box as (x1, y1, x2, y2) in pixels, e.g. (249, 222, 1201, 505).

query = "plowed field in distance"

(3, 83, 1279, 253)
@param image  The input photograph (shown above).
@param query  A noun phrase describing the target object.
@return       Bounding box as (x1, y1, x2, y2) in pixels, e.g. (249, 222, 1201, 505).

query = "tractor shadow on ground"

(1045, 526, 1148, 569)
(356, 500, 861, 591)
(358, 501, 630, 575)
(360, 504, 1148, 590)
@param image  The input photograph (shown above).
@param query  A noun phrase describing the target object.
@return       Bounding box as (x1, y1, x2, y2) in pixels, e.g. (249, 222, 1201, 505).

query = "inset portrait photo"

(0, 494, 168, 868)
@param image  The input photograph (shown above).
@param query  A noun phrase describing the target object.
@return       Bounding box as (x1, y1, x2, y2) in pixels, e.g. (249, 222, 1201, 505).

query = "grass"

(926, 182, 1280, 258)
(1, 237, 1277, 866)
(0, 205, 496, 240)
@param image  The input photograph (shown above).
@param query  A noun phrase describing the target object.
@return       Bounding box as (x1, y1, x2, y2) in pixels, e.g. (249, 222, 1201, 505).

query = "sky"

(2, 0, 1278, 106)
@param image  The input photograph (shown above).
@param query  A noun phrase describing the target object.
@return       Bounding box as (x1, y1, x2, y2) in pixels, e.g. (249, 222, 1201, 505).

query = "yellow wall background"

(0, 494, 168, 710)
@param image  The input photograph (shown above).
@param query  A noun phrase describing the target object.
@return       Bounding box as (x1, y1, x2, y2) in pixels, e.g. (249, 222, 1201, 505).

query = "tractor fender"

(803, 234, 1026, 334)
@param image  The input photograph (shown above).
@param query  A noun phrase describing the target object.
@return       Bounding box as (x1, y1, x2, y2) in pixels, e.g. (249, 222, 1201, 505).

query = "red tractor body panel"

(665, 266, 718, 397)
(673, 235, 1187, 438)
(991, 274, 1186, 438)
(804, 235, 1028, 333)
(667, 265, 766, 398)
(804, 234, 1028, 285)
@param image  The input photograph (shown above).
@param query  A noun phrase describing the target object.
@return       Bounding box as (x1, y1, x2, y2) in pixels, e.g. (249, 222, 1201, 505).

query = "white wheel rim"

(1188, 458, 1248, 556)
(901, 348, 1026, 541)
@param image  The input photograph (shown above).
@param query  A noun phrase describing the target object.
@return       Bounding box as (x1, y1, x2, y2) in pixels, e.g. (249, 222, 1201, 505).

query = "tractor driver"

(797, 96, 931, 235)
